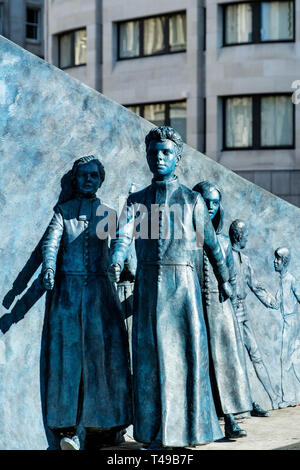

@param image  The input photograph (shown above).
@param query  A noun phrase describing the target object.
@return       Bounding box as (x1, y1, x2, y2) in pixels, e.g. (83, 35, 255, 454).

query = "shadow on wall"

(0, 170, 73, 449)
(1, 170, 75, 331)
(0, 168, 133, 450)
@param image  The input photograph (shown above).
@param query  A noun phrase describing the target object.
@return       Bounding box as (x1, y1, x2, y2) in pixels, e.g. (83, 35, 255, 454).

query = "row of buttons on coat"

(157, 211, 163, 282)
(83, 222, 89, 285)
(204, 253, 211, 306)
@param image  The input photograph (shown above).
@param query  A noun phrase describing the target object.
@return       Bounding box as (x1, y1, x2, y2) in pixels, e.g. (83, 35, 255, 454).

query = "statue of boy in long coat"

(108, 126, 232, 449)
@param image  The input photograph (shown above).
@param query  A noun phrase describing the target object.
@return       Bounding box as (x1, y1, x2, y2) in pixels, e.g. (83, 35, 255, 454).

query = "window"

(118, 11, 186, 59)
(223, 95, 294, 149)
(126, 101, 187, 142)
(26, 7, 40, 40)
(261, 1, 294, 41)
(223, 1, 294, 45)
(59, 29, 87, 69)
(224, 3, 253, 44)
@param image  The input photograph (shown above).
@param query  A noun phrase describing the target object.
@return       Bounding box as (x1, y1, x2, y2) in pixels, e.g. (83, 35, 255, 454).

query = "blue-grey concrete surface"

(0, 36, 300, 449)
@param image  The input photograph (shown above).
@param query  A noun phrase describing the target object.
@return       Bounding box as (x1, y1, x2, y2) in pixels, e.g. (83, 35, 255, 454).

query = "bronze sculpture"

(108, 126, 232, 449)
(193, 181, 251, 438)
(274, 247, 300, 408)
(41, 155, 132, 450)
(229, 219, 281, 412)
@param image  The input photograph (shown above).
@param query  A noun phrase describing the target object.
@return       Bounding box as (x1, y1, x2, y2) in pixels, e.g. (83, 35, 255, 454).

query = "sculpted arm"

(292, 278, 300, 304)
(41, 209, 64, 290)
(246, 259, 278, 309)
(109, 198, 135, 282)
(226, 240, 238, 305)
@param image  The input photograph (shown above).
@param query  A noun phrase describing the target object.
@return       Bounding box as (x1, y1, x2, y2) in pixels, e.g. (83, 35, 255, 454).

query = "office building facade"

(44, 0, 300, 204)
(0, 0, 44, 58)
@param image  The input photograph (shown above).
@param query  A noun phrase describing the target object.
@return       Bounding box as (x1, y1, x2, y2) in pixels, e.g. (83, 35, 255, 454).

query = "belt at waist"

(138, 261, 194, 269)
(58, 271, 107, 276)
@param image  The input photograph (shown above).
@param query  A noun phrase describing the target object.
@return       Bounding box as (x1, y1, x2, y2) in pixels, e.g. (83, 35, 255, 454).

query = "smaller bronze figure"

(193, 181, 252, 439)
(42, 155, 132, 450)
(229, 220, 281, 412)
(274, 247, 300, 408)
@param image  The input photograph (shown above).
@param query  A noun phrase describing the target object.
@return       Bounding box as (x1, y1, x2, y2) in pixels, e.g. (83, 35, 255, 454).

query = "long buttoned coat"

(111, 176, 229, 447)
(202, 206, 252, 415)
(42, 196, 132, 430)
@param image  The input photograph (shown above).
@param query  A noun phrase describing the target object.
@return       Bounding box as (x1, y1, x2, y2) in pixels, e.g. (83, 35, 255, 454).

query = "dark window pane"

(26, 24, 38, 40)
(225, 97, 252, 148)
(26, 8, 38, 24)
(261, 1, 294, 41)
(60, 32, 72, 68)
(119, 21, 140, 58)
(169, 13, 186, 51)
(170, 102, 187, 141)
(144, 104, 166, 126)
(143, 17, 166, 55)
(26, 8, 39, 40)
(74, 29, 87, 65)
(225, 3, 252, 44)
(261, 96, 293, 146)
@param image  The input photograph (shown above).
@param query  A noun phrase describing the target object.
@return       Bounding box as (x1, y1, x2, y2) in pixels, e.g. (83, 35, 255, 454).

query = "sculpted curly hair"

(145, 126, 183, 159)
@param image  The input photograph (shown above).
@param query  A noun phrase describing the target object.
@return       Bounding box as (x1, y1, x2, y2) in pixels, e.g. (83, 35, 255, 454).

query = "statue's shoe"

(224, 423, 247, 439)
(140, 440, 173, 450)
(271, 396, 283, 409)
(250, 402, 270, 417)
(60, 435, 80, 451)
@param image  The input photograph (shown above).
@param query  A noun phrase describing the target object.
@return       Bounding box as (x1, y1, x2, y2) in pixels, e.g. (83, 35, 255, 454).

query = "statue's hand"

(220, 281, 233, 301)
(43, 269, 55, 290)
(268, 298, 279, 310)
(108, 263, 121, 283)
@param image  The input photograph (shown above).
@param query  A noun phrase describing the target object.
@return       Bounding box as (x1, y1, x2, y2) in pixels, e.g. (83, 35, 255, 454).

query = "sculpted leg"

(243, 319, 280, 410)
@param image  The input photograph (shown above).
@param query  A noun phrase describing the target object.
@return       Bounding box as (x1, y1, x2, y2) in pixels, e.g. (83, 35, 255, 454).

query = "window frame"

(0, 3, 4, 36)
(222, 93, 295, 151)
(117, 10, 187, 61)
(222, 0, 295, 47)
(25, 5, 41, 42)
(125, 99, 187, 139)
(58, 27, 87, 70)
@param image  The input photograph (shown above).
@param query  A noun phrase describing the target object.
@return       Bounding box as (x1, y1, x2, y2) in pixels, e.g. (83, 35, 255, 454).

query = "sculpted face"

(202, 188, 220, 220)
(76, 161, 102, 197)
(274, 254, 284, 273)
(238, 227, 249, 249)
(146, 139, 179, 180)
